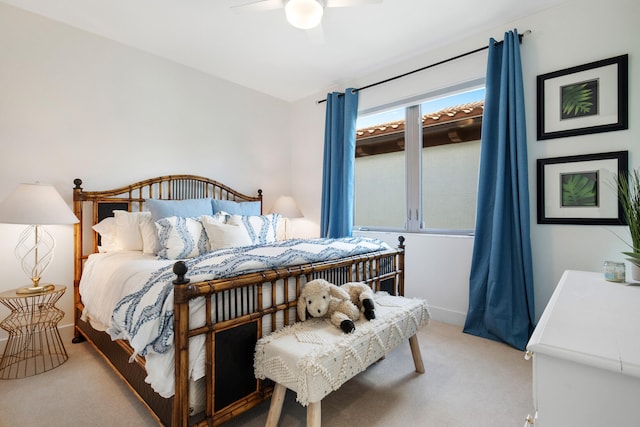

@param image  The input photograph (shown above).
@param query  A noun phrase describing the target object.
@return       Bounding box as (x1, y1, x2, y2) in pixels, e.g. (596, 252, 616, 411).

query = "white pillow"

(92, 217, 118, 252)
(155, 216, 209, 260)
(114, 211, 152, 251)
(139, 214, 158, 254)
(201, 211, 231, 224)
(202, 220, 252, 250)
(227, 213, 281, 245)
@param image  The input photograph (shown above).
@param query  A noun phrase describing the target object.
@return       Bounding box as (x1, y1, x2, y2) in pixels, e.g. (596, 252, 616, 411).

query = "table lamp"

(270, 196, 303, 240)
(270, 196, 303, 219)
(0, 183, 79, 294)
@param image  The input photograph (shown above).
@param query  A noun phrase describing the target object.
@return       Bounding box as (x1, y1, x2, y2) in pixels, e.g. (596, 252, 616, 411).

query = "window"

(354, 85, 485, 233)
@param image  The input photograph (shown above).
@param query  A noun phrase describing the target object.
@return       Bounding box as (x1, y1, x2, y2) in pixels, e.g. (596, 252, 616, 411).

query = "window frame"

(354, 78, 485, 236)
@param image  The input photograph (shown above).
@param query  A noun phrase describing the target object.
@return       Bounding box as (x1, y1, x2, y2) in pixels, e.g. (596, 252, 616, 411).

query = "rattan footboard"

(71, 176, 405, 427)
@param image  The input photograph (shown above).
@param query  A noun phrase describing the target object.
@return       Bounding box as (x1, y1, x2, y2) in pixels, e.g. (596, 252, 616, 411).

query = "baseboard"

(59, 322, 76, 343)
(427, 306, 467, 326)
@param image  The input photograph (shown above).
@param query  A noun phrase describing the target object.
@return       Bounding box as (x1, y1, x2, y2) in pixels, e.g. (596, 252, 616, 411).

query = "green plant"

(562, 82, 594, 117)
(618, 169, 640, 267)
(562, 173, 597, 206)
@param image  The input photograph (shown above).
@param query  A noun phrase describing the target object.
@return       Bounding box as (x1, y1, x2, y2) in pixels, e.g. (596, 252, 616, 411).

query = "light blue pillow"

(145, 198, 213, 220)
(211, 199, 261, 216)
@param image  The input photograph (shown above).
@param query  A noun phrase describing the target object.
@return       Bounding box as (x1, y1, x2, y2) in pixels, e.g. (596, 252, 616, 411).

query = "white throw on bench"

(254, 293, 430, 427)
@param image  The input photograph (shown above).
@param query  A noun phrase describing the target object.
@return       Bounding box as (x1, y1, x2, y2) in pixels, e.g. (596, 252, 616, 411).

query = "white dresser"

(527, 270, 640, 426)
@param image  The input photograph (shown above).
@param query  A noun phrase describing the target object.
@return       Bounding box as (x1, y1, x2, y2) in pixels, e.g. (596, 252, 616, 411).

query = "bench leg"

(409, 334, 425, 373)
(307, 401, 321, 427)
(266, 383, 287, 427)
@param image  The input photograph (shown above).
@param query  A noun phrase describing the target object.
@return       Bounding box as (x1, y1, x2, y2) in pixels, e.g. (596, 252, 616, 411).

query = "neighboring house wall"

(354, 140, 481, 230)
(291, 0, 640, 324)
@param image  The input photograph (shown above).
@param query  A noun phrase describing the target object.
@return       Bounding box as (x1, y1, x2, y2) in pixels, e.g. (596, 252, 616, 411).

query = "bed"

(71, 174, 405, 427)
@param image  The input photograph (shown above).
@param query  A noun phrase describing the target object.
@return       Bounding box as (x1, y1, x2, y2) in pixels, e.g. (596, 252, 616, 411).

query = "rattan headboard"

(72, 174, 262, 287)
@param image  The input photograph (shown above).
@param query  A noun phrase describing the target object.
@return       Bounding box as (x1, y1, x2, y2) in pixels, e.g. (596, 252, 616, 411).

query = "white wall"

(291, 0, 640, 324)
(0, 3, 292, 340)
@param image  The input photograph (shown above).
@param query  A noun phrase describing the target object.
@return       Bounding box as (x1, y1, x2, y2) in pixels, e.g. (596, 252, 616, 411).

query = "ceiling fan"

(233, 0, 381, 30)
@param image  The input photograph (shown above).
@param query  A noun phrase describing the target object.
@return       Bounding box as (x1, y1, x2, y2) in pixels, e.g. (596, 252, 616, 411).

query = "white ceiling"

(2, 0, 568, 102)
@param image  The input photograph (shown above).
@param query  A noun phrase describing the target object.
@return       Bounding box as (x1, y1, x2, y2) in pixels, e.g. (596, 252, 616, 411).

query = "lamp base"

(16, 284, 55, 295)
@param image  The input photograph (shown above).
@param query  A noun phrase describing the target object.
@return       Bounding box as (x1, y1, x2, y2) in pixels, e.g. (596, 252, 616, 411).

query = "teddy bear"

(297, 279, 376, 333)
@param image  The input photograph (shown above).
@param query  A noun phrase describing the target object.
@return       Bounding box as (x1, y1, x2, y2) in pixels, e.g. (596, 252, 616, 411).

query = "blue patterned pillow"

(155, 216, 209, 259)
(227, 213, 280, 245)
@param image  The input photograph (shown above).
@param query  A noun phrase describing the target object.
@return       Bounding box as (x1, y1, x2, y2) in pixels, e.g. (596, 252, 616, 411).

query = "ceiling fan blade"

(325, 0, 382, 7)
(231, 0, 284, 13)
(306, 23, 325, 45)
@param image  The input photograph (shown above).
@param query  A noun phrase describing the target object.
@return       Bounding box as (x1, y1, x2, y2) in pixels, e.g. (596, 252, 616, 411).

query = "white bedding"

(80, 252, 174, 332)
(80, 252, 200, 398)
(80, 251, 274, 399)
(79, 237, 392, 401)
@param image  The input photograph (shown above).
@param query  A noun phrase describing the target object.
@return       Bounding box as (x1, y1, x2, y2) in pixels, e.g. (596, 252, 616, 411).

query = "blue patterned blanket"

(107, 237, 391, 359)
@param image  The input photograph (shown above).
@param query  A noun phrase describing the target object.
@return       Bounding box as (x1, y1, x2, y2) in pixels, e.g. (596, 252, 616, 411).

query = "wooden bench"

(254, 294, 430, 427)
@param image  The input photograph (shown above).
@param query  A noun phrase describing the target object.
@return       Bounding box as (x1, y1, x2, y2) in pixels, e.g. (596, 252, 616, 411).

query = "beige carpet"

(0, 321, 533, 427)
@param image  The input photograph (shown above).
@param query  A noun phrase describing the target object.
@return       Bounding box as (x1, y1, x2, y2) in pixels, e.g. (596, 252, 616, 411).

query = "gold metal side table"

(0, 285, 68, 379)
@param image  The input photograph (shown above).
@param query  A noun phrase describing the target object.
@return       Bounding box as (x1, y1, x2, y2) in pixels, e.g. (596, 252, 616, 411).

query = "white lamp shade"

(0, 183, 79, 225)
(270, 196, 303, 218)
(285, 0, 324, 29)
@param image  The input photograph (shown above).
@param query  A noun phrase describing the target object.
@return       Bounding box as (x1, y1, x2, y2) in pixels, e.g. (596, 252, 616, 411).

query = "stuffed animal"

(297, 279, 361, 333)
(340, 282, 376, 320)
(297, 279, 377, 333)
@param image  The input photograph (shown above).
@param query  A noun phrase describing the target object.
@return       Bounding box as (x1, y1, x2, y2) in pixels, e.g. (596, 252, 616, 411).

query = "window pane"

(422, 141, 480, 229)
(354, 108, 406, 228)
(420, 89, 484, 230)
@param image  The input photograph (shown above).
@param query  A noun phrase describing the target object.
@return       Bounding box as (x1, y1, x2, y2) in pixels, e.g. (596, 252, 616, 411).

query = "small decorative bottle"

(603, 261, 625, 282)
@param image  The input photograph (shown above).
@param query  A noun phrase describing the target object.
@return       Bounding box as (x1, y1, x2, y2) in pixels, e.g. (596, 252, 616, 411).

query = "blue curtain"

(320, 88, 359, 238)
(463, 30, 535, 351)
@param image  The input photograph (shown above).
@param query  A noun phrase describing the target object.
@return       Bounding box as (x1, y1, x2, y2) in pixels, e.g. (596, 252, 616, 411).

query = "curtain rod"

(317, 30, 531, 104)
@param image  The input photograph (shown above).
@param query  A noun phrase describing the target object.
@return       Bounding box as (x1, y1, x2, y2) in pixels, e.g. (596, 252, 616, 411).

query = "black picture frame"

(537, 151, 628, 225)
(537, 54, 628, 140)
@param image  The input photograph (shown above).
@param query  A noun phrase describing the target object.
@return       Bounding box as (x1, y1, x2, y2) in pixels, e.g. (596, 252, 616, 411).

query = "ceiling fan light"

(285, 0, 324, 30)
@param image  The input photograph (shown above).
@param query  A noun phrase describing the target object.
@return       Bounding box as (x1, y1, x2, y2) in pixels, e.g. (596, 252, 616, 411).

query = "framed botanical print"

(537, 55, 628, 140)
(537, 151, 628, 225)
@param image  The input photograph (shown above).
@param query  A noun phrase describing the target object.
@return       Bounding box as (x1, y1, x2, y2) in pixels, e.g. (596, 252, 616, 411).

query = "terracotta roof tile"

(357, 101, 483, 140)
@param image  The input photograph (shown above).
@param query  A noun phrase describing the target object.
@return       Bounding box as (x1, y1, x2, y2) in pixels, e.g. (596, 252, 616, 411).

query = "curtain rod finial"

(517, 29, 531, 44)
